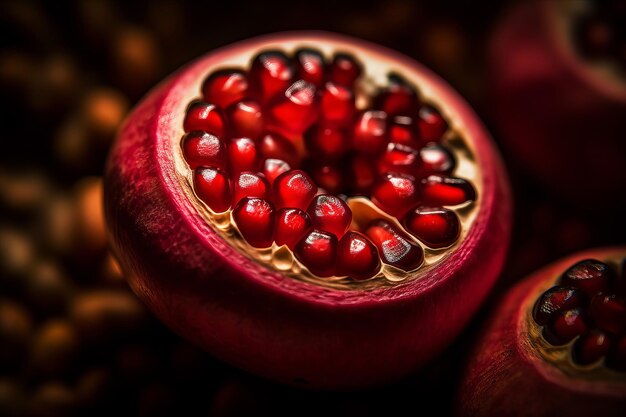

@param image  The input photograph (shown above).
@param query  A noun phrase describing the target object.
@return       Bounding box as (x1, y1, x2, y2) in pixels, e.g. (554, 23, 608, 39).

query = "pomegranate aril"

(336, 231, 381, 281)
(181, 131, 226, 170)
(352, 110, 389, 155)
(231, 172, 271, 206)
(421, 175, 476, 206)
(183, 102, 228, 137)
(306, 194, 352, 239)
(347, 154, 376, 194)
(232, 198, 275, 248)
(259, 132, 299, 166)
(268, 80, 319, 134)
(262, 159, 291, 185)
(371, 173, 420, 218)
(607, 335, 626, 371)
(403, 206, 460, 249)
(364, 219, 423, 271)
(318, 82, 356, 127)
(193, 167, 231, 213)
(201, 68, 249, 109)
(226, 100, 264, 140)
(373, 73, 419, 116)
(304, 126, 349, 160)
(274, 208, 312, 250)
(309, 164, 344, 195)
(589, 293, 626, 335)
(560, 259, 616, 297)
(294, 48, 326, 87)
(418, 104, 448, 142)
(273, 169, 317, 211)
(542, 308, 588, 345)
(294, 229, 337, 277)
(532, 286, 586, 326)
(419, 143, 456, 176)
(389, 115, 420, 147)
(377, 143, 421, 176)
(573, 330, 612, 365)
(227, 137, 260, 175)
(249, 50, 293, 102)
(328, 53, 362, 87)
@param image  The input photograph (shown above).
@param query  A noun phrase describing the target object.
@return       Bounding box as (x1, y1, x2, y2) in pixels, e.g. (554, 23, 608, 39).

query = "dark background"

(0, 1, 623, 416)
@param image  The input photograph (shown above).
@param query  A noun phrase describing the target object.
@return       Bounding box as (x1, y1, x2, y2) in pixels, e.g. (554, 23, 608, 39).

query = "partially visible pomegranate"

(457, 247, 626, 416)
(104, 32, 511, 389)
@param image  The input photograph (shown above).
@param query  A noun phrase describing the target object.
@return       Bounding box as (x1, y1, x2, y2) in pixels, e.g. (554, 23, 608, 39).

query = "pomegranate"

(457, 247, 626, 416)
(104, 32, 511, 389)
(489, 0, 626, 206)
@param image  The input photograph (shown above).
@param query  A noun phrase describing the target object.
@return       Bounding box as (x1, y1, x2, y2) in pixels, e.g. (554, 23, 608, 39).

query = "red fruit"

(304, 126, 348, 160)
(573, 330, 612, 365)
(193, 167, 231, 213)
(306, 194, 352, 238)
(268, 80, 319, 134)
(328, 53, 362, 87)
(377, 142, 420, 175)
(232, 198, 275, 248)
(294, 229, 337, 277)
(532, 286, 585, 326)
(403, 206, 460, 249)
(373, 73, 419, 116)
(309, 164, 343, 195)
(418, 143, 455, 176)
(231, 172, 271, 206)
(543, 308, 588, 345)
(589, 294, 626, 335)
(352, 110, 389, 155)
(181, 131, 226, 170)
(274, 208, 312, 250)
(347, 154, 376, 194)
(258, 132, 299, 166)
(249, 50, 293, 102)
(560, 259, 616, 297)
(262, 159, 291, 185)
(336, 231, 380, 280)
(420, 175, 476, 206)
(294, 48, 325, 87)
(417, 104, 448, 142)
(318, 82, 355, 127)
(388, 115, 419, 147)
(201, 69, 249, 109)
(183, 102, 228, 137)
(364, 220, 423, 271)
(227, 137, 260, 174)
(371, 173, 420, 218)
(226, 101, 264, 140)
(273, 169, 317, 210)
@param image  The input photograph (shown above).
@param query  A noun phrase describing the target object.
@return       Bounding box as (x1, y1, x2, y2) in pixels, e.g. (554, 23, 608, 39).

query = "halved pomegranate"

(457, 247, 626, 416)
(104, 32, 511, 389)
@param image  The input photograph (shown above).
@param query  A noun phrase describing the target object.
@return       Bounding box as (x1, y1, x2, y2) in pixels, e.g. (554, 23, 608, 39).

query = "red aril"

(403, 206, 460, 249)
(371, 173, 420, 217)
(417, 104, 448, 142)
(306, 194, 352, 239)
(181, 131, 226, 170)
(273, 169, 317, 211)
(388, 115, 420, 147)
(304, 126, 348, 160)
(418, 143, 456, 176)
(294, 229, 337, 277)
(261, 159, 291, 185)
(274, 208, 312, 250)
(226, 101, 264, 140)
(309, 164, 343, 195)
(268, 80, 319, 134)
(336, 231, 381, 280)
(352, 110, 389, 155)
(249, 50, 293, 102)
(377, 142, 421, 176)
(258, 132, 299, 166)
(201, 68, 249, 108)
(294, 48, 325, 87)
(227, 137, 260, 175)
(193, 167, 231, 213)
(231, 172, 271, 206)
(183, 101, 228, 137)
(364, 219, 423, 271)
(232, 197, 275, 248)
(589, 294, 626, 335)
(532, 286, 585, 326)
(347, 154, 376, 195)
(318, 82, 355, 127)
(560, 259, 616, 297)
(573, 330, 612, 365)
(420, 175, 476, 206)
(543, 308, 588, 345)
(373, 73, 419, 116)
(328, 53, 362, 87)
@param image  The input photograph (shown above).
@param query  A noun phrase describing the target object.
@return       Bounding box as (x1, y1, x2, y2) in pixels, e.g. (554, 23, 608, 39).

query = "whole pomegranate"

(104, 32, 511, 389)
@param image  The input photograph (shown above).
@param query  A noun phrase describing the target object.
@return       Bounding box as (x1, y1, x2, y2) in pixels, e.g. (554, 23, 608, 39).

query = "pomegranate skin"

(104, 32, 512, 389)
(457, 247, 626, 417)
(489, 0, 626, 207)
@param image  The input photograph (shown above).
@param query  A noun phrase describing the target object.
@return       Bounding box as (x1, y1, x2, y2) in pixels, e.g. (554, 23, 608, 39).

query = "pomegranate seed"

(347, 154, 377, 194)
(319, 82, 355, 127)
(201, 68, 249, 109)
(371, 173, 420, 218)
(373, 73, 419, 116)
(226, 100, 264, 140)
(377, 143, 421, 175)
(420, 175, 476, 206)
(258, 132, 299, 166)
(364, 220, 423, 271)
(268, 80, 319, 134)
(231, 172, 271, 206)
(181, 131, 226, 170)
(573, 330, 612, 365)
(419, 143, 456, 176)
(274, 208, 312, 250)
(294, 229, 338, 277)
(183, 101, 228, 137)
(294, 48, 326, 87)
(306, 194, 352, 238)
(418, 104, 448, 142)
(543, 308, 588, 345)
(589, 293, 626, 335)
(560, 259, 616, 297)
(262, 159, 291, 185)
(336, 231, 381, 280)
(304, 126, 349, 160)
(193, 167, 231, 213)
(309, 163, 344, 195)
(352, 110, 389, 155)
(227, 137, 260, 175)
(249, 50, 293, 102)
(403, 206, 460, 249)
(389, 115, 420, 147)
(273, 170, 317, 210)
(328, 53, 362, 87)
(532, 286, 585, 326)
(232, 198, 275, 248)
(607, 336, 626, 371)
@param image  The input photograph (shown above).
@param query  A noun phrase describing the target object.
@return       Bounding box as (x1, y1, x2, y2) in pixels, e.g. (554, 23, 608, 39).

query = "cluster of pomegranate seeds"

(181, 47, 477, 281)
(532, 259, 626, 370)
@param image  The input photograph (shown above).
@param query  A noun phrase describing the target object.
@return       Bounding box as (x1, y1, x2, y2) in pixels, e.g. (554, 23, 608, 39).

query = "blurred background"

(1, 0, 624, 416)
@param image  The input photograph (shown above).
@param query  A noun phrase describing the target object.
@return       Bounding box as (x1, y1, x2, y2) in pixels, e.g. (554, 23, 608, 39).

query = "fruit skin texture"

(457, 247, 626, 417)
(103, 32, 512, 390)
(489, 0, 626, 207)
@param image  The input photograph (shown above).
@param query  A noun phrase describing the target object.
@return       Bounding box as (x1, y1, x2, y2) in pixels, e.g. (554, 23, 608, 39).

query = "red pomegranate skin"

(457, 247, 626, 417)
(489, 1, 626, 207)
(104, 32, 512, 389)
